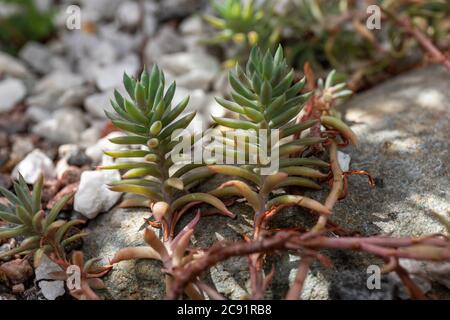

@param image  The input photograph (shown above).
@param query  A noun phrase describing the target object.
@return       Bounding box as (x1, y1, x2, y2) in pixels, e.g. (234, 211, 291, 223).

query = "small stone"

(0, 149, 9, 170)
(329, 270, 395, 300)
(12, 149, 55, 184)
(0, 259, 33, 285)
(26, 105, 52, 122)
(85, 132, 126, 164)
(67, 149, 92, 167)
(57, 86, 94, 108)
(60, 166, 82, 186)
(11, 136, 34, 160)
(0, 174, 12, 189)
(117, 1, 141, 29)
(97, 24, 143, 57)
(32, 108, 87, 144)
(27, 72, 85, 111)
(93, 55, 140, 91)
(34, 71, 85, 94)
(74, 170, 122, 219)
(57, 144, 80, 160)
(0, 132, 8, 148)
(0, 293, 16, 300)
(11, 283, 25, 294)
(0, 78, 27, 113)
(46, 182, 78, 210)
(84, 91, 115, 119)
(0, 51, 29, 78)
(157, 0, 204, 20)
(144, 26, 186, 65)
(19, 42, 53, 75)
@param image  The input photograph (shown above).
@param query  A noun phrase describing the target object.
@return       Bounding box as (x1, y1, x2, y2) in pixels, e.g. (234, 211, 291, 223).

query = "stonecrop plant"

(101, 66, 236, 298)
(0, 175, 85, 267)
(102, 46, 450, 301)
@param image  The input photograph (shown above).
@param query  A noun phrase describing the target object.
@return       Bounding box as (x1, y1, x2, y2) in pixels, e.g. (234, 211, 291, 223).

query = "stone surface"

(12, 149, 55, 184)
(0, 78, 27, 112)
(74, 170, 122, 219)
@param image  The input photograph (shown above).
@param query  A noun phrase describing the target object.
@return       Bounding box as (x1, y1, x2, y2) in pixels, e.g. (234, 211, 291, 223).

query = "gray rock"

(0, 52, 30, 78)
(329, 270, 395, 300)
(334, 65, 449, 237)
(12, 149, 56, 184)
(32, 108, 87, 144)
(74, 170, 122, 219)
(158, 52, 220, 91)
(85, 132, 126, 164)
(26, 105, 52, 122)
(68, 149, 92, 167)
(93, 55, 140, 91)
(0, 78, 27, 112)
(117, 1, 141, 29)
(84, 91, 115, 119)
(19, 42, 53, 75)
(84, 66, 450, 300)
(11, 136, 34, 160)
(91, 41, 118, 66)
(27, 71, 85, 110)
(337, 151, 351, 172)
(157, 0, 206, 20)
(180, 15, 204, 35)
(79, 0, 122, 21)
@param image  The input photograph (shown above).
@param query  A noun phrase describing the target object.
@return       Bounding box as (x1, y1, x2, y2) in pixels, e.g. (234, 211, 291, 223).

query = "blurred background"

(0, 0, 449, 301)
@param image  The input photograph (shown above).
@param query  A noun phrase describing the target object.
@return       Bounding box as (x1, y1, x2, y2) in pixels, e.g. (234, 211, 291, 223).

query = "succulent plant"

(0, 0, 54, 54)
(0, 175, 85, 266)
(102, 66, 235, 298)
